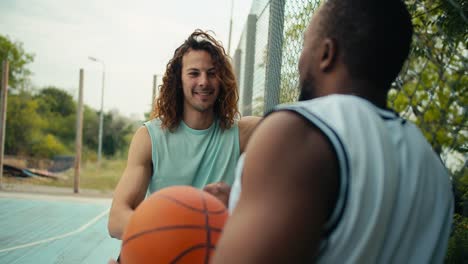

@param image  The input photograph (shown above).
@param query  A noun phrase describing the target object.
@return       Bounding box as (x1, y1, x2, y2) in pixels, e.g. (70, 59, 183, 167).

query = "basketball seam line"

(170, 243, 215, 264)
(156, 193, 226, 214)
(122, 225, 223, 247)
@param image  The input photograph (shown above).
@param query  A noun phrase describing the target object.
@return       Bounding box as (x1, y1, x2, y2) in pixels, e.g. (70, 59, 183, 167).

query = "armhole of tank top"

(142, 121, 157, 181)
(234, 122, 241, 158)
(269, 106, 350, 238)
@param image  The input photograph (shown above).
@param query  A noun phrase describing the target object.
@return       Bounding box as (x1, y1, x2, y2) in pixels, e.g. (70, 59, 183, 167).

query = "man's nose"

(198, 73, 208, 87)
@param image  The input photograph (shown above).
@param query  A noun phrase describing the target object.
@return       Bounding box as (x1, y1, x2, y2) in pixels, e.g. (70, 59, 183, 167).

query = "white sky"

(0, 0, 253, 120)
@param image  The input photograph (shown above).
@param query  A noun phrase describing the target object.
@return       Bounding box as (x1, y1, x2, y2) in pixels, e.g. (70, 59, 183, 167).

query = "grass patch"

(2, 159, 126, 192)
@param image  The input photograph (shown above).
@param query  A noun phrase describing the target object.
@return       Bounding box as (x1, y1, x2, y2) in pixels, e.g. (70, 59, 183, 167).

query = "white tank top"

(229, 95, 453, 263)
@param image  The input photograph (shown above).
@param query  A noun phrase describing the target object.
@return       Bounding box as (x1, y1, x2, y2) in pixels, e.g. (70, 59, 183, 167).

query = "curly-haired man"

(108, 30, 260, 241)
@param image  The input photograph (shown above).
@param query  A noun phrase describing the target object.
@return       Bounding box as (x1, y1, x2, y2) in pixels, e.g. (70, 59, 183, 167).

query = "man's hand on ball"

(203, 182, 231, 207)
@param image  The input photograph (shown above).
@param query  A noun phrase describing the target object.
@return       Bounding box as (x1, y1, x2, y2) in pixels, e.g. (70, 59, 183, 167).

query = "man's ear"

(319, 38, 337, 72)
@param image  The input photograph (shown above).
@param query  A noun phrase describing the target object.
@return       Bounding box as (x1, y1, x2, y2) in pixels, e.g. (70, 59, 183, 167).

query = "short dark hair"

(319, 0, 413, 89)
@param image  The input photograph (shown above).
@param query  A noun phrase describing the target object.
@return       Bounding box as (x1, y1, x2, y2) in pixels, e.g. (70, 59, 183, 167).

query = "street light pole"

(88, 56, 105, 168)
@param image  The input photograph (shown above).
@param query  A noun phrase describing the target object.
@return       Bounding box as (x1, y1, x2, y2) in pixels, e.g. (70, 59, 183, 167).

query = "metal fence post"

(74, 69, 84, 194)
(264, 0, 286, 114)
(242, 14, 257, 116)
(233, 48, 242, 87)
(0, 61, 9, 189)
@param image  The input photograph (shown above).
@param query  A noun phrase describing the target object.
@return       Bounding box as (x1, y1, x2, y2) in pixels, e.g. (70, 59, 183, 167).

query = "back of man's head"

(318, 0, 413, 90)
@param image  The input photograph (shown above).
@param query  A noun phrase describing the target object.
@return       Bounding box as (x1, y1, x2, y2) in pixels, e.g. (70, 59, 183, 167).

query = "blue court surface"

(0, 192, 121, 264)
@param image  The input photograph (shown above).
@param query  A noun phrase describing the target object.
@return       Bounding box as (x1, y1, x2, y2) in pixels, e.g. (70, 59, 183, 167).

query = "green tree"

(81, 107, 136, 160)
(5, 91, 45, 156)
(35, 86, 77, 146)
(31, 134, 68, 158)
(102, 110, 135, 157)
(35, 86, 76, 116)
(389, 0, 467, 157)
(0, 35, 34, 90)
(82, 105, 99, 157)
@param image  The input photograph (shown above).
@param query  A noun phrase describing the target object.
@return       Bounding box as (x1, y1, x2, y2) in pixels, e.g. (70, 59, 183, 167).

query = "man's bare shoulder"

(132, 125, 150, 143)
(238, 116, 262, 128)
(127, 125, 152, 164)
(238, 116, 262, 153)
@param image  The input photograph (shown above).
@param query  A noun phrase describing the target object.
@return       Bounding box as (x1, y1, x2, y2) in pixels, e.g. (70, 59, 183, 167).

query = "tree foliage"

(35, 87, 77, 145)
(0, 35, 34, 90)
(389, 0, 467, 157)
(102, 111, 135, 157)
(5, 91, 46, 156)
(4, 87, 137, 159)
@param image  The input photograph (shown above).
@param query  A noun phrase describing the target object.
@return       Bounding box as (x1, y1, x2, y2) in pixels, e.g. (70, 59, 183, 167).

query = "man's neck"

(322, 76, 388, 109)
(183, 110, 215, 130)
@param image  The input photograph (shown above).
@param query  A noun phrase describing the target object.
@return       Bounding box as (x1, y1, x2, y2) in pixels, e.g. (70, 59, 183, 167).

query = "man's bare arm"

(212, 111, 339, 263)
(108, 126, 153, 239)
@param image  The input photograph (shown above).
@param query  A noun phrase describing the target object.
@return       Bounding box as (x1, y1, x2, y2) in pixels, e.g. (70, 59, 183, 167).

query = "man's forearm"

(108, 207, 134, 239)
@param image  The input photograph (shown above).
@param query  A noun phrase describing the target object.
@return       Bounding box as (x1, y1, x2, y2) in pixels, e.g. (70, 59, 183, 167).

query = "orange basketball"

(120, 185, 229, 264)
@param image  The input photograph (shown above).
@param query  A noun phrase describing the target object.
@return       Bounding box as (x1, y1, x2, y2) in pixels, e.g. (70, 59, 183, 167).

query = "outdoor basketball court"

(0, 191, 121, 263)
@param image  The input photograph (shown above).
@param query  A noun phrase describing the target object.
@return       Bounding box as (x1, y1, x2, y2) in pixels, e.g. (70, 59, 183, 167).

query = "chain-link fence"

(234, 0, 318, 116)
(233, 0, 467, 173)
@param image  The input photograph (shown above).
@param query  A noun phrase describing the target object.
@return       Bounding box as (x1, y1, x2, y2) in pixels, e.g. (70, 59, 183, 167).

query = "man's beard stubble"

(298, 78, 316, 101)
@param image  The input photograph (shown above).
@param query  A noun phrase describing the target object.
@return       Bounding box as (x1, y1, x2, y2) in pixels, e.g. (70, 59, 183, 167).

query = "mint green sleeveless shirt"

(143, 118, 240, 194)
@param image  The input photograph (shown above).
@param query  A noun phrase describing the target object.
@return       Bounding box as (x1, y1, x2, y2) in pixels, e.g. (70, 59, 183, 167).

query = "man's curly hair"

(150, 29, 240, 131)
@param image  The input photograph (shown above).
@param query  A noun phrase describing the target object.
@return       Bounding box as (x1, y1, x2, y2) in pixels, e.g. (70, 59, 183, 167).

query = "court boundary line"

(0, 209, 109, 253)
